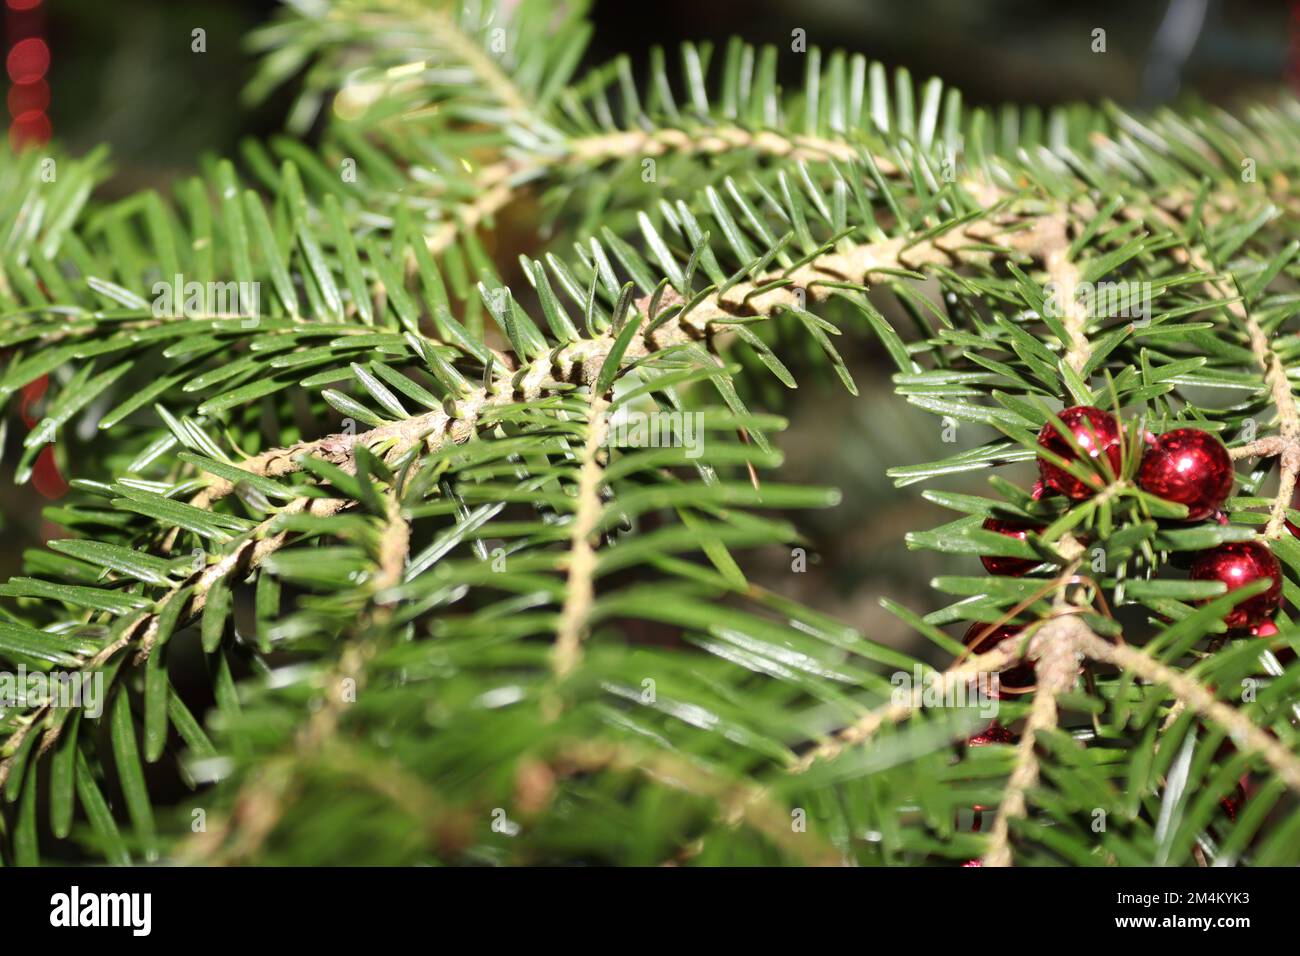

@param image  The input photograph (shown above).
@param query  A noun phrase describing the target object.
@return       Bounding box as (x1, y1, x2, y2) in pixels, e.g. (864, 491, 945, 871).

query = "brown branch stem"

(1079, 632, 1300, 795)
(552, 393, 610, 679)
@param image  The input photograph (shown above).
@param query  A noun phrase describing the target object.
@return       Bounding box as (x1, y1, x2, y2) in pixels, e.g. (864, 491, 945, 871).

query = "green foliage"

(1, 0, 1299, 866)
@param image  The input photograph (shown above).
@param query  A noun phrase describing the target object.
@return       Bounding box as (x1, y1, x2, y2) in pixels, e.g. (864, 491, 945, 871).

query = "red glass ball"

(1219, 775, 1254, 822)
(966, 725, 1017, 823)
(1250, 619, 1279, 638)
(979, 516, 1044, 576)
(1248, 617, 1294, 664)
(1036, 406, 1123, 500)
(1136, 428, 1234, 521)
(1219, 790, 1243, 822)
(1190, 541, 1283, 629)
(962, 622, 1035, 696)
(961, 859, 984, 867)
(1212, 740, 1254, 821)
(1029, 479, 1059, 501)
(967, 722, 1017, 747)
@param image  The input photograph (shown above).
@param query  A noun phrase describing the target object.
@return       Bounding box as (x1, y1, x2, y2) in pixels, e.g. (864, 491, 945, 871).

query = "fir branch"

(552, 741, 844, 866)
(1041, 220, 1092, 377)
(0, 497, 347, 792)
(8, 0, 1300, 867)
(980, 613, 1087, 867)
(193, 216, 1038, 504)
(419, 126, 890, 257)
(315, 0, 532, 116)
(139, 497, 347, 660)
(185, 492, 409, 864)
(1079, 631, 1300, 795)
(1137, 201, 1300, 538)
(789, 640, 1022, 772)
(551, 393, 610, 679)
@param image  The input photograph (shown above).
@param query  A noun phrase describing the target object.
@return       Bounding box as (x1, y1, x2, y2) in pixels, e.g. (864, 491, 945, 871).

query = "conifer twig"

(789, 642, 1022, 773)
(199, 215, 1039, 503)
(185, 493, 410, 864)
(980, 614, 1087, 867)
(387, 0, 531, 116)
(0, 497, 347, 788)
(1078, 631, 1300, 795)
(419, 127, 890, 257)
(1137, 203, 1300, 538)
(553, 741, 844, 866)
(1041, 219, 1092, 376)
(552, 393, 610, 679)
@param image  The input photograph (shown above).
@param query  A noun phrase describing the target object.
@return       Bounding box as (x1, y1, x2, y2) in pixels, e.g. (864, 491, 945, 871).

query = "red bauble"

(1249, 618, 1295, 664)
(1219, 793, 1242, 821)
(1190, 541, 1283, 629)
(1213, 741, 1254, 821)
(1136, 428, 1234, 521)
(961, 859, 983, 867)
(962, 622, 1035, 695)
(1029, 479, 1059, 501)
(966, 723, 1017, 827)
(1219, 777, 1252, 822)
(1250, 618, 1279, 638)
(967, 722, 1017, 747)
(1036, 406, 1123, 500)
(979, 517, 1044, 576)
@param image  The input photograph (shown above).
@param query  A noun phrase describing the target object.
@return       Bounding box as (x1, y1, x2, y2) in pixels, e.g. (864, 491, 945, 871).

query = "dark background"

(4, 0, 1297, 646)
(20, 0, 1295, 192)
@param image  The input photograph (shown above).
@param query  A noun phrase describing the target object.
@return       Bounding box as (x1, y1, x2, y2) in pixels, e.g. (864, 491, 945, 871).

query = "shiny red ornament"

(1036, 406, 1123, 500)
(1136, 428, 1234, 521)
(1213, 741, 1254, 822)
(966, 723, 1018, 829)
(1218, 774, 1253, 822)
(967, 722, 1018, 747)
(1249, 618, 1295, 664)
(961, 859, 983, 867)
(1219, 791, 1243, 822)
(979, 516, 1044, 576)
(1190, 541, 1283, 629)
(1249, 618, 1279, 638)
(1029, 478, 1059, 501)
(962, 622, 1035, 696)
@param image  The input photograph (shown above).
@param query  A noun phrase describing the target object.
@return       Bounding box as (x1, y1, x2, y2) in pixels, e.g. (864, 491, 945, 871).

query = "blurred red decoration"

(5, 37, 48, 83)
(8, 107, 49, 147)
(31, 447, 68, 499)
(6, 0, 50, 149)
(7, 77, 47, 114)
(967, 722, 1017, 747)
(18, 373, 46, 417)
(17, 375, 66, 499)
(1250, 618, 1279, 638)
(5, 0, 62, 497)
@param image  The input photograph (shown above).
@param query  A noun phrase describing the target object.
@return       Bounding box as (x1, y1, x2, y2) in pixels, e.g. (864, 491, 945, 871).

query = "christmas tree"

(1, 0, 1298, 867)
